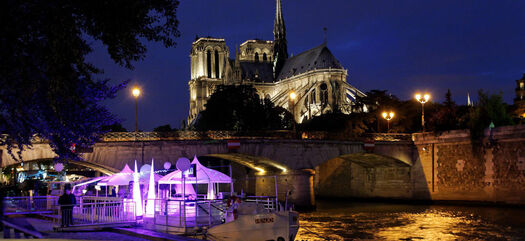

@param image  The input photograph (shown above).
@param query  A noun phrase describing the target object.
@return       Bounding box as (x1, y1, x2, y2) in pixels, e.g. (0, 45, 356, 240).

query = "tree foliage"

(427, 89, 460, 131)
(101, 123, 127, 132)
(299, 112, 371, 137)
(194, 85, 293, 131)
(1, 0, 180, 160)
(468, 90, 513, 140)
(153, 124, 176, 132)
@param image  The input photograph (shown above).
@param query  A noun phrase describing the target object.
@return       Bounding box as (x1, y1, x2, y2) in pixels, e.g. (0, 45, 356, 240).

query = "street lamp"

(415, 93, 430, 132)
(132, 86, 141, 132)
(289, 90, 297, 132)
(381, 111, 395, 132)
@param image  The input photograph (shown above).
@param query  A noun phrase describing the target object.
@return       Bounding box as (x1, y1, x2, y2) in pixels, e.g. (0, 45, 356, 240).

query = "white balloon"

(140, 164, 151, 174)
(163, 162, 172, 170)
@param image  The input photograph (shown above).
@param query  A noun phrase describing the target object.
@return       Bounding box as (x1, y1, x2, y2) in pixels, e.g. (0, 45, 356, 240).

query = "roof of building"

(277, 43, 344, 81)
(240, 39, 273, 46)
(239, 61, 274, 83)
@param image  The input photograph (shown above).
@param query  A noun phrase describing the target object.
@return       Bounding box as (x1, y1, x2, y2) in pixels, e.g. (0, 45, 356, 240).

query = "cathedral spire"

(273, 0, 288, 80)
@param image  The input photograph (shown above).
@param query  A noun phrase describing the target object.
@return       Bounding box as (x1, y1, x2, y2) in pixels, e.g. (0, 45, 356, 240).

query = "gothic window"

(311, 89, 316, 104)
(254, 52, 259, 62)
(263, 53, 267, 62)
(320, 83, 328, 106)
(207, 50, 211, 78)
(214, 50, 219, 78)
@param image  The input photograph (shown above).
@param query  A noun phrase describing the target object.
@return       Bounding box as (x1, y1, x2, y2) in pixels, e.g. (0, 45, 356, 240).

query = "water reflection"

(296, 200, 525, 240)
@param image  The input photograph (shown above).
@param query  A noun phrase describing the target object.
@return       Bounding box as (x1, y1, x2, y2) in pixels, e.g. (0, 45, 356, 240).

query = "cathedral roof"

(276, 43, 344, 81)
(239, 62, 274, 83)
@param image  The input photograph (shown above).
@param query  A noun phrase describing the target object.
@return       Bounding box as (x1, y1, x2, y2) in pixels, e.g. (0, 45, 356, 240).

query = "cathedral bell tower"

(273, 0, 288, 79)
(188, 37, 229, 125)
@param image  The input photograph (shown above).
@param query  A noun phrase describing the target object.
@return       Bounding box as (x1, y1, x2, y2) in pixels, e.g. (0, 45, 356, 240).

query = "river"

(295, 200, 525, 241)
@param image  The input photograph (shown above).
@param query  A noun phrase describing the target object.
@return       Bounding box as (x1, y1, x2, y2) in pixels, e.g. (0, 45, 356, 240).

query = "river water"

(295, 200, 525, 241)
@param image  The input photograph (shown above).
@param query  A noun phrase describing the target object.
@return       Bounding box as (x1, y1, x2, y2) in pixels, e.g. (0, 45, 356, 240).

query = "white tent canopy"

(98, 164, 162, 186)
(158, 157, 232, 185)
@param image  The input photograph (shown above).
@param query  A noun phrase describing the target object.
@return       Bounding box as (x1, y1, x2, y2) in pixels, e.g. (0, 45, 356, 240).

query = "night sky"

(88, 0, 525, 131)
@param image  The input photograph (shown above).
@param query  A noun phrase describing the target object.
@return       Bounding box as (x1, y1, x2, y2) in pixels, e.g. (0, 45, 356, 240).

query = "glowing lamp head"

(382, 111, 395, 120)
(132, 87, 141, 98)
(415, 93, 430, 104)
(289, 91, 297, 100)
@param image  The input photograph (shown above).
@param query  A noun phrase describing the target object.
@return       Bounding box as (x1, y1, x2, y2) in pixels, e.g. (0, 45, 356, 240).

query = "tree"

(101, 123, 127, 132)
(428, 89, 458, 131)
(353, 90, 403, 132)
(153, 124, 176, 132)
(299, 112, 371, 137)
(1, 1, 180, 160)
(468, 90, 513, 140)
(194, 85, 293, 131)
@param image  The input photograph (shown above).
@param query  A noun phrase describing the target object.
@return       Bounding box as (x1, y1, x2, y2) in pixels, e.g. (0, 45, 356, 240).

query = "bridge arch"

(200, 153, 289, 175)
(314, 153, 412, 199)
(3, 158, 118, 177)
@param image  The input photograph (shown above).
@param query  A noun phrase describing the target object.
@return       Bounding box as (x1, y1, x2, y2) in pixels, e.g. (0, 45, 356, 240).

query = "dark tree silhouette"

(468, 90, 513, 140)
(194, 85, 293, 131)
(428, 89, 459, 131)
(101, 123, 127, 133)
(153, 124, 176, 132)
(1, 0, 180, 160)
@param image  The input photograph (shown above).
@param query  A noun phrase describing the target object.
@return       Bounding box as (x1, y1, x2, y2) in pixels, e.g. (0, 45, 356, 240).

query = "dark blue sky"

(89, 0, 525, 131)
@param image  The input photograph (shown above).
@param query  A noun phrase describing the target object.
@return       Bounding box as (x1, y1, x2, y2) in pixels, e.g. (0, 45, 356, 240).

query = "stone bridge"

(3, 126, 523, 206)
(0, 131, 414, 175)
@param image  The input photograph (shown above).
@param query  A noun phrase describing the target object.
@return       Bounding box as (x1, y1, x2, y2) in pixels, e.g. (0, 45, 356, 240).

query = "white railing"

(3, 196, 58, 215)
(52, 200, 136, 228)
(151, 198, 226, 230)
(244, 196, 277, 211)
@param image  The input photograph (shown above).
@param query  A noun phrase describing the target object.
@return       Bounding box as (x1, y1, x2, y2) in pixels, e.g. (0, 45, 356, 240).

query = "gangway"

(52, 200, 137, 231)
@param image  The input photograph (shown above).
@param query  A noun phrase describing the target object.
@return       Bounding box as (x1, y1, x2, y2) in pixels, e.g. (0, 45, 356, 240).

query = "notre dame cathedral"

(187, 0, 364, 125)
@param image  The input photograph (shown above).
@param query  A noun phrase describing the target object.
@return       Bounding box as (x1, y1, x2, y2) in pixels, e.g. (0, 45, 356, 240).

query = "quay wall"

(314, 125, 525, 205)
(412, 125, 525, 205)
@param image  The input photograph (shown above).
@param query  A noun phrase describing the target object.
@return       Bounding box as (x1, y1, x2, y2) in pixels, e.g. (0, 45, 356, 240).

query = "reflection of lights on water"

(375, 212, 462, 240)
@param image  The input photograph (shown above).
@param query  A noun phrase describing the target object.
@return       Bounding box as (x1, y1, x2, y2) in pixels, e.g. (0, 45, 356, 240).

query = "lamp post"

(132, 87, 141, 132)
(381, 111, 395, 132)
(415, 93, 430, 132)
(289, 90, 297, 132)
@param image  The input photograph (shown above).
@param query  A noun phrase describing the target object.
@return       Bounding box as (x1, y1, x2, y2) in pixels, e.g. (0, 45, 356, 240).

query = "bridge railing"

(101, 131, 413, 142)
(16, 131, 413, 144)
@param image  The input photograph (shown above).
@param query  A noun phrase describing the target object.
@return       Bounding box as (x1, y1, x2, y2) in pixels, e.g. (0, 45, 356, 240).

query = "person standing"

(58, 187, 76, 227)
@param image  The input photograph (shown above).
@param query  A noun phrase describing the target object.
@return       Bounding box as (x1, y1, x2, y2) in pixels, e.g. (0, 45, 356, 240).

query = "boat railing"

(148, 198, 226, 231)
(52, 200, 136, 229)
(2, 196, 59, 215)
(2, 195, 131, 216)
(244, 196, 277, 211)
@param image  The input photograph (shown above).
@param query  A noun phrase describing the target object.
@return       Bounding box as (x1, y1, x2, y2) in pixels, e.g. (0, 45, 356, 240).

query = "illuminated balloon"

(163, 162, 171, 170)
(54, 163, 64, 172)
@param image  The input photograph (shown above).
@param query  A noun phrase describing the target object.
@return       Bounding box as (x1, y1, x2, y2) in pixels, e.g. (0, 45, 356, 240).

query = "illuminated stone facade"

(515, 73, 525, 118)
(187, 0, 365, 125)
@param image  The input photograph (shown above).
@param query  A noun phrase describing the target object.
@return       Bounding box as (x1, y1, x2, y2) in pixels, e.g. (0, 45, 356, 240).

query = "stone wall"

(413, 125, 525, 204)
